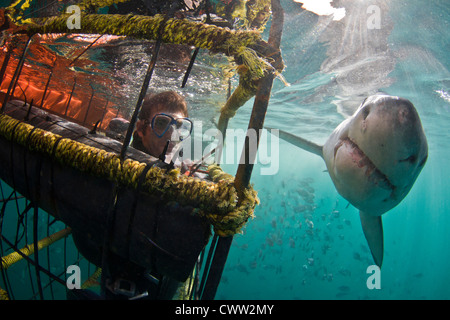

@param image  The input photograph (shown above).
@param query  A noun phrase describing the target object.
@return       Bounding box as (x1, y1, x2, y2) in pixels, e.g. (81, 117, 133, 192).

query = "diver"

(107, 90, 206, 175)
(131, 90, 207, 177)
(132, 91, 190, 161)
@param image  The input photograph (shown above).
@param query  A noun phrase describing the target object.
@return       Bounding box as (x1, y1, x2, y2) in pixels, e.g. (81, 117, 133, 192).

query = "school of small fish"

(221, 174, 378, 299)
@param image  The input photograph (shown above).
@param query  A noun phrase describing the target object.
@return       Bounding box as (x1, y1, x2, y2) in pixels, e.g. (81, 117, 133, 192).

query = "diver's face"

(138, 110, 186, 158)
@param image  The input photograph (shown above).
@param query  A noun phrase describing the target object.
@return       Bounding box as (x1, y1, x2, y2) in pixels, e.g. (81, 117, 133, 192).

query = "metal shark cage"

(0, 0, 284, 300)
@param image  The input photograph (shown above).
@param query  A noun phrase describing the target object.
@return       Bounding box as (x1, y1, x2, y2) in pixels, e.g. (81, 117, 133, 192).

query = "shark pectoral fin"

(359, 211, 384, 268)
(265, 127, 324, 158)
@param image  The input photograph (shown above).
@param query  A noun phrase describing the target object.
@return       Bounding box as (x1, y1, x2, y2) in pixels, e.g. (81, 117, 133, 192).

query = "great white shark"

(269, 95, 428, 267)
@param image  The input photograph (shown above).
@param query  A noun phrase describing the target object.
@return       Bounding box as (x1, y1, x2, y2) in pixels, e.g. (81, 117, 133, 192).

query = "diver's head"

(134, 91, 191, 158)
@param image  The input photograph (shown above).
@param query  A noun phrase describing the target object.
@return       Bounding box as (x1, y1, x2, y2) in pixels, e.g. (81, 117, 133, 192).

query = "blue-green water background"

(217, 0, 450, 299)
(1, 0, 449, 299)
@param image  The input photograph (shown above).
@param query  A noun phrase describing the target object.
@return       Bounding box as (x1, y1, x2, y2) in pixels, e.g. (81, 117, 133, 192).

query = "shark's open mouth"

(338, 137, 395, 192)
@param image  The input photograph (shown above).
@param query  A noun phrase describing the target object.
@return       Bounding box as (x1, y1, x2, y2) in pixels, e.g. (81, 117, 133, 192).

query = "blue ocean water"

(216, 0, 450, 299)
(0, 0, 449, 300)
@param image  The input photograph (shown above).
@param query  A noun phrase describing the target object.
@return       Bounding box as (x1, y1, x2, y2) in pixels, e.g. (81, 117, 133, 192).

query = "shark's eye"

(400, 155, 416, 164)
(362, 106, 370, 120)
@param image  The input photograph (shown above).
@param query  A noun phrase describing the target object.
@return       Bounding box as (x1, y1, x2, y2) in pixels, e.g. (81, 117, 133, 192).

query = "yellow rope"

(6, 0, 34, 25)
(81, 267, 102, 289)
(0, 287, 9, 300)
(0, 113, 258, 236)
(245, 0, 272, 31)
(0, 227, 72, 270)
(220, 66, 259, 118)
(22, 13, 268, 83)
(0, 288, 9, 300)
